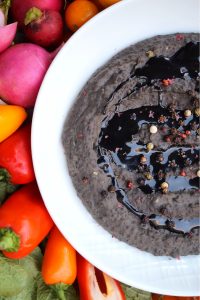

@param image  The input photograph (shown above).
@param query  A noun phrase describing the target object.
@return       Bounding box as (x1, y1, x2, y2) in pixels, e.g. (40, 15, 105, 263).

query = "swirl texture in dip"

(63, 33, 200, 257)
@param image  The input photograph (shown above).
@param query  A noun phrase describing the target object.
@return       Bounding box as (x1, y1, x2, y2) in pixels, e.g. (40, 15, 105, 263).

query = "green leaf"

(121, 283, 152, 300)
(0, 182, 7, 204)
(0, 168, 18, 204)
(36, 274, 79, 300)
(0, 247, 79, 300)
(17, 247, 43, 276)
(0, 254, 28, 297)
(2, 280, 37, 300)
(0, 248, 43, 299)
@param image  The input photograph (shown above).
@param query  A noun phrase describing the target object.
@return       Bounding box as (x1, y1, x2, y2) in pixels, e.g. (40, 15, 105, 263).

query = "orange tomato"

(65, 0, 99, 32)
(98, 0, 120, 8)
(76, 0, 103, 10)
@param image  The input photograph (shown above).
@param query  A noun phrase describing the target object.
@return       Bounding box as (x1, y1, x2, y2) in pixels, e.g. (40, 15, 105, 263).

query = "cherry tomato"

(65, 0, 99, 32)
(98, 0, 120, 8)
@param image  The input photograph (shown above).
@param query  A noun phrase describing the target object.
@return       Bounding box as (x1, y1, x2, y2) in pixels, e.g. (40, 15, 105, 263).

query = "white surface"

(32, 0, 200, 295)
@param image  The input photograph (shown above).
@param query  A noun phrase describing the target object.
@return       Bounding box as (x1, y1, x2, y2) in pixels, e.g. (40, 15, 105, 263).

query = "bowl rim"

(32, 0, 200, 295)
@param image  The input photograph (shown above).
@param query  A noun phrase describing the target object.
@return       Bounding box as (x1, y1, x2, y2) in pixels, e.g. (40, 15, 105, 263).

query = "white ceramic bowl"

(32, 0, 200, 295)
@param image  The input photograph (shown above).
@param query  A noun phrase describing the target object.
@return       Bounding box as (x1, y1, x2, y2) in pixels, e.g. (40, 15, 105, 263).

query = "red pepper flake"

(176, 34, 184, 41)
(77, 132, 84, 139)
(141, 215, 149, 224)
(126, 180, 134, 189)
(185, 232, 193, 238)
(181, 133, 187, 139)
(180, 170, 186, 176)
(82, 177, 89, 184)
(82, 89, 87, 96)
(162, 79, 173, 86)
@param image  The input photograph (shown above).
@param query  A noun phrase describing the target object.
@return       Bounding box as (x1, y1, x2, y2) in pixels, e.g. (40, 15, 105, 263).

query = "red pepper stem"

(0, 228, 20, 252)
(51, 283, 71, 300)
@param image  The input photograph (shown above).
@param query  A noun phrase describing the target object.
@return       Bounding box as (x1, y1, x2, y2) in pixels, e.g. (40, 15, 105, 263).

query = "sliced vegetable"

(0, 43, 53, 107)
(0, 123, 35, 184)
(65, 0, 98, 32)
(24, 7, 64, 47)
(0, 104, 27, 143)
(11, 0, 63, 27)
(42, 226, 77, 300)
(0, 182, 53, 259)
(77, 254, 125, 300)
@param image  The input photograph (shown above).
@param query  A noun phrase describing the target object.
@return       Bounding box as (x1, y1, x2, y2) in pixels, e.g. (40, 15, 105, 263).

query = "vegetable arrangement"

(0, 0, 199, 299)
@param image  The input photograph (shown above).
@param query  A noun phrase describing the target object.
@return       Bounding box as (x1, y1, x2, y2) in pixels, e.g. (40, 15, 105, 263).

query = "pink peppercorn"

(127, 181, 134, 189)
(185, 130, 191, 135)
(181, 133, 187, 139)
(176, 34, 184, 41)
(162, 79, 173, 86)
(180, 170, 186, 176)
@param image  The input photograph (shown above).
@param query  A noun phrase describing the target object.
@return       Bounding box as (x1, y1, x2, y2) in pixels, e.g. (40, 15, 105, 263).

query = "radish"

(0, 0, 17, 54)
(0, 43, 53, 107)
(11, 0, 63, 27)
(0, 0, 10, 25)
(24, 7, 63, 48)
(0, 22, 17, 54)
(0, 9, 5, 26)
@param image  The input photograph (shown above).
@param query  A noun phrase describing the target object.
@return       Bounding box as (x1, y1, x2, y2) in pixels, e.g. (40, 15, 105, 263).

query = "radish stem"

(24, 7, 43, 25)
(0, 0, 11, 24)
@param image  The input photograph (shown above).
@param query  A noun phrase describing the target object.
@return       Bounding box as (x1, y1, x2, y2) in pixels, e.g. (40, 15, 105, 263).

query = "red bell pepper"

(77, 254, 126, 300)
(0, 122, 35, 185)
(0, 182, 53, 259)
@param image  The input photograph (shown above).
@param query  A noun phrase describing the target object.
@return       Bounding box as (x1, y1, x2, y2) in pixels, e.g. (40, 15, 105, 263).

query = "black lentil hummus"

(62, 33, 200, 257)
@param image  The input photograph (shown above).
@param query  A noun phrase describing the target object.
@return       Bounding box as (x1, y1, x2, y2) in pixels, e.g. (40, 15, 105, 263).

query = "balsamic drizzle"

(107, 41, 199, 102)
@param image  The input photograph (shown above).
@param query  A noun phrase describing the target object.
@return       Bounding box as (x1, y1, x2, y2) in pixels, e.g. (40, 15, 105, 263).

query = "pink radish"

(0, 22, 17, 54)
(0, 43, 53, 107)
(11, 0, 63, 27)
(0, 0, 17, 53)
(0, 0, 10, 25)
(24, 7, 63, 48)
(0, 9, 5, 26)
